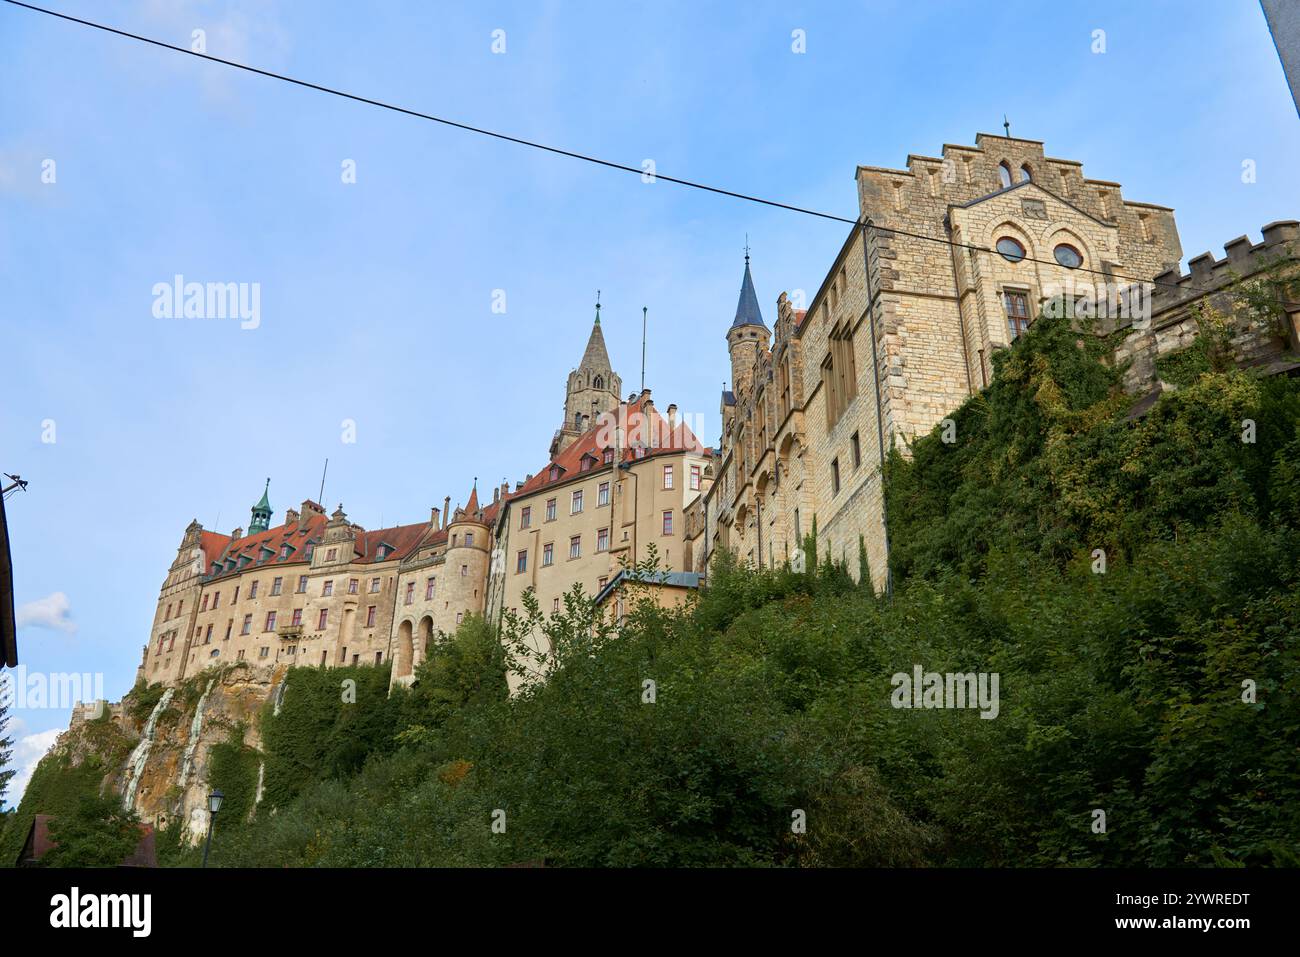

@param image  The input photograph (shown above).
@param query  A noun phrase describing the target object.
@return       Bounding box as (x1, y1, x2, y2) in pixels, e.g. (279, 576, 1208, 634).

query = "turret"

(249, 478, 272, 534)
(727, 252, 770, 402)
(552, 297, 623, 457)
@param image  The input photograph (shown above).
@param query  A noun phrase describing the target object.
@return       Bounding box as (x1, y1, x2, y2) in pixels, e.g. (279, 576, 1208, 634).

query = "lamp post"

(201, 789, 224, 868)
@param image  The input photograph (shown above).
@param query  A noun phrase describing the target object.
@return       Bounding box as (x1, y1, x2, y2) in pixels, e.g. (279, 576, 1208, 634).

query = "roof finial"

(1003, 115, 1011, 137)
(744, 234, 751, 265)
(594, 289, 601, 325)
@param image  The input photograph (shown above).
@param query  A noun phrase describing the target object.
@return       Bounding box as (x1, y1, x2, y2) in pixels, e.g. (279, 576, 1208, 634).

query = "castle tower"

(443, 481, 491, 624)
(249, 478, 272, 534)
(726, 252, 770, 402)
(551, 298, 622, 457)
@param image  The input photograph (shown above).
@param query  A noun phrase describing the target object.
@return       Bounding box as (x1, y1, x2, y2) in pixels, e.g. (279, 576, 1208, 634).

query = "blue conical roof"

(731, 259, 766, 330)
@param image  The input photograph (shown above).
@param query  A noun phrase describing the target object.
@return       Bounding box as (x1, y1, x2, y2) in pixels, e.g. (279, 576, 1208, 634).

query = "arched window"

(1019, 164, 1032, 182)
(996, 237, 1026, 263)
(575, 412, 583, 428)
(998, 162, 1012, 188)
(1053, 244, 1083, 269)
(593, 375, 604, 390)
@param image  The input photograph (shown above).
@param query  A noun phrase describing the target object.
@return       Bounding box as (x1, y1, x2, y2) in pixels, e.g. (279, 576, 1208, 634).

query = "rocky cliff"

(38, 662, 285, 845)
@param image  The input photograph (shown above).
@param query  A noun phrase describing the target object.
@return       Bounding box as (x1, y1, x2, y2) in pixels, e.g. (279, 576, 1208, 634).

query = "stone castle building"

(692, 132, 1297, 591)
(141, 305, 709, 694)
(140, 131, 1297, 693)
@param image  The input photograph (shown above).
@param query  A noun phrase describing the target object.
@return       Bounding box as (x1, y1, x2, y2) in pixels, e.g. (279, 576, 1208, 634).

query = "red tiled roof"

(512, 398, 708, 499)
(198, 531, 232, 567)
(355, 522, 430, 563)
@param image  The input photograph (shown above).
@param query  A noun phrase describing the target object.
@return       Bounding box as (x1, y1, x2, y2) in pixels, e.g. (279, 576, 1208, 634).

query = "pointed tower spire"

(731, 249, 767, 330)
(465, 478, 479, 515)
(726, 248, 771, 402)
(249, 478, 272, 533)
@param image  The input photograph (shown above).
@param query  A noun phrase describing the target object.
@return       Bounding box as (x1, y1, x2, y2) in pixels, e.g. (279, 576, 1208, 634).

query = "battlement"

(1148, 221, 1300, 317)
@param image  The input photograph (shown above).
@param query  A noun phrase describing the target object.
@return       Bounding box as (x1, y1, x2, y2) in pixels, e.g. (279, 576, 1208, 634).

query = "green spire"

(249, 478, 272, 533)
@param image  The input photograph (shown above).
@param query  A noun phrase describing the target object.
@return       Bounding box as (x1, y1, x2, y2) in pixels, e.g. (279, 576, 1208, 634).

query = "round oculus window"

(1053, 244, 1083, 269)
(996, 237, 1026, 263)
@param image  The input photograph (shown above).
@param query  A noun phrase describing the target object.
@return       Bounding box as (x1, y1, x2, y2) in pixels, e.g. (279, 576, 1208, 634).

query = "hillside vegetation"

(19, 308, 1300, 867)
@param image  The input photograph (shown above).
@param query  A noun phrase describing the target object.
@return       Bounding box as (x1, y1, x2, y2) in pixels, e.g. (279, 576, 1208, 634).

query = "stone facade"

(710, 133, 1188, 592)
(140, 314, 707, 695)
(1115, 221, 1300, 395)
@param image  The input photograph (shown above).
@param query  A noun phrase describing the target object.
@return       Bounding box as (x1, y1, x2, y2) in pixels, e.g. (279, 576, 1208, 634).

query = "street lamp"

(201, 789, 224, 868)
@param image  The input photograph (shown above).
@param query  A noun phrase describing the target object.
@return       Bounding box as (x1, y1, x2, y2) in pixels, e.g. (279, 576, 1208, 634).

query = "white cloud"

(16, 592, 77, 635)
(4, 724, 63, 808)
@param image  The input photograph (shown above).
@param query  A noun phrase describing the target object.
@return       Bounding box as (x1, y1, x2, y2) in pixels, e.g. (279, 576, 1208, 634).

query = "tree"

(42, 795, 142, 868)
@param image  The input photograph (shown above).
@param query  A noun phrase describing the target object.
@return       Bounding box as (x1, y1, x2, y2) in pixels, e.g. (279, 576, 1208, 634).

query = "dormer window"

(549, 465, 560, 482)
(280, 544, 290, 559)
(603, 448, 614, 465)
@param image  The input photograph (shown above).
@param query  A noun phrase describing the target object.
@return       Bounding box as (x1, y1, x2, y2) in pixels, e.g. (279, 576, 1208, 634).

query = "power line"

(5, 0, 1296, 310)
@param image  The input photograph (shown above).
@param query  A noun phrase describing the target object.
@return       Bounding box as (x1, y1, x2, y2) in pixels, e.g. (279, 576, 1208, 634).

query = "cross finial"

(594, 289, 601, 324)
(743, 234, 751, 265)
(1003, 115, 1011, 137)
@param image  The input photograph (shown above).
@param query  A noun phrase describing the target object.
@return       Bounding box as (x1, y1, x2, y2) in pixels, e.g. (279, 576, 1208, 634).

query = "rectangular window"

(323, 580, 334, 597)
(326, 547, 337, 561)
(370, 577, 380, 593)
(455, 613, 462, 626)
(663, 464, 674, 489)
(348, 578, 358, 594)
(690, 465, 701, 491)
(521, 506, 531, 529)
(366, 605, 377, 627)
(224, 620, 232, 641)
(291, 608, 303, 626)
(598, 481, 610, 506)
(204, 624, 212, 644)
(597, 527, 609, 551)
(460, 565, 468, 577)
(296, 575, 308, 593)
(516, 549, 528, 573)
(318, 608, 328, 630)
(241, 614, 252, 635)
(543, 543, 554, 566)
(662, 510, 674, 535)
(831, 457, 841, 494)
(603, 449, 614, 465)
(233, 586, 239, 603)
(545, 498, 557, 522)
(212, 592, 220, 609)
(265, 611, 276, 632)
(200, 595, 208, 612)
(425, 577, 435, 600)
(249, 582, 259, 600)
(569, 535, 581, 560)
(552, 597, 560, 613)
(465, 532, 474, 547)
(165, 603, 172, 619)
(1004, 290, 1031, 340)
(259, 646, 269, 659)
(404, 582, 415, 605)
(598, 576, 608, 591)
(851, 432, 861, 470)
(571, 489, 583, 514)
(271, 577, 283, 596)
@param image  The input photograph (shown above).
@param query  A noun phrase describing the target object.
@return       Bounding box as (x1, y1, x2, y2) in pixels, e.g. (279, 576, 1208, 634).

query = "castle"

(692, 133, 1299, 589)
(140, 132, 1299, 694)
(141, 301, 713, 694)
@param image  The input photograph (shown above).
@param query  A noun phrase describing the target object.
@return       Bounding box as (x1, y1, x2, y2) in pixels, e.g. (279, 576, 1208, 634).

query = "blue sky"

(1, 0, 1296, 803)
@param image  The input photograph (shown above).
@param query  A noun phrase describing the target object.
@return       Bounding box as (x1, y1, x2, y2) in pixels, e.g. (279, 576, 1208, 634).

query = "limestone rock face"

(49, 662, 286, 842)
